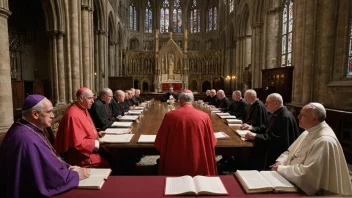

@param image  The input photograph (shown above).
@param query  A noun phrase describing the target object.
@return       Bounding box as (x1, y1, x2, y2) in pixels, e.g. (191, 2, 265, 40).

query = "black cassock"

(208, 96, 218, 106)
(110, 97, 126, 118)
(161, 92, 178, 102)
(88, 98, 115, 131)
(228, 98, 249, 122)
(245, 99, 268, 127)
(250, 107, 300, 170)
(216, 97, 232, 111)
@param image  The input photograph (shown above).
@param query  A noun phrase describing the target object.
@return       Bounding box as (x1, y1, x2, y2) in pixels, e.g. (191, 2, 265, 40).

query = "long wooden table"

(53, 175, 303, 198)
(104, 101, 253, 158)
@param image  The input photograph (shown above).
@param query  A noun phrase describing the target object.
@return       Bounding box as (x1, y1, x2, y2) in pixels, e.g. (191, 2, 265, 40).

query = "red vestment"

(155, 105, 217, 176)
(54, 102, 109, 168)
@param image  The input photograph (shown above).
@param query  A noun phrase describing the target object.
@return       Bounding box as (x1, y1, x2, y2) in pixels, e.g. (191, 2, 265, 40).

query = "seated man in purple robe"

(0, 94, 90, 198)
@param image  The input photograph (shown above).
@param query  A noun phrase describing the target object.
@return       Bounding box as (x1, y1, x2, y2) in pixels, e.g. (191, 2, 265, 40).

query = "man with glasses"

(55, 87, 111, 169)
(270, 103, 352, 196)
(88, 88, 115, 130)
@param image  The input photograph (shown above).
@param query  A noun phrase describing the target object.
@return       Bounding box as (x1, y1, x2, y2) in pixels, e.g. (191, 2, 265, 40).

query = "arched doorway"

(213, 78, 224, 91)
(134, 80, 139, 89)
(190, 80, 197, 92)
(202, 81, 211, 92)
(142, 81, 149, 93)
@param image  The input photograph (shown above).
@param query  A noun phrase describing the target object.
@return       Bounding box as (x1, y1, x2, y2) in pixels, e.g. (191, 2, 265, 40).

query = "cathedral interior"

(0, 0, 352, 160)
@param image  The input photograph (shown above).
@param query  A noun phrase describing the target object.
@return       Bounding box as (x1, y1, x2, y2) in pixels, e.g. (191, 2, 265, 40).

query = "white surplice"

(276, 121, 352, 196)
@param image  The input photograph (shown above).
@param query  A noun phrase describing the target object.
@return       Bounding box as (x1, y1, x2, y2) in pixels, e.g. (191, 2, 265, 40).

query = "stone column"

(49, 33, 59, 106)
(82, 5, 91, 87)
(251, 24, 263, 88)
(265, 8, 280, 69)
(0, 3, 13, 134)
(98, 31, 105, 90)
(109, 42, 115, 76)
(70, 0, 80, 99)
(114, 43, 119, 76)
(57, 32, 66, 104)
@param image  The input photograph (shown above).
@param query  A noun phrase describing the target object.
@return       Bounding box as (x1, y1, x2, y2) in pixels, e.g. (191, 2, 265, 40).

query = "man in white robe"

(270, 103, 352, 196)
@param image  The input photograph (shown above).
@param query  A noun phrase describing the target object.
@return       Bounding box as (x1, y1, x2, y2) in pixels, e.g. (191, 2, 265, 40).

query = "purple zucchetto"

(22, 94, 46, 111)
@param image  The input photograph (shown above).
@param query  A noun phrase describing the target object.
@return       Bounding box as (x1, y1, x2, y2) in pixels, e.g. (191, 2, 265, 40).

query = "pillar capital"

(0, 7, 11, 19)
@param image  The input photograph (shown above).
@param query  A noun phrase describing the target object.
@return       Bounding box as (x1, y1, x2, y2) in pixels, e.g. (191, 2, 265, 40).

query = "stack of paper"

(100, 134, 134, 143)
(214, 132, 229, 139)
(137, 135, 157, 143)
(226, 119, 242, 124)
(128, 110, 142, 115)
(220, 115, 237, 119)
(105, 128, 131, 135)
(111, 122, 133, 128)
(228, 123, 242, 129)
(119, 115, 139, 121)
(216, 113, 230, 116)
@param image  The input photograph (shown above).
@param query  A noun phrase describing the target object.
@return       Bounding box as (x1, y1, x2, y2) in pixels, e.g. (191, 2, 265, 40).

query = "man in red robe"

(54, 87, 110, 168)
(155, 89, 217, 176)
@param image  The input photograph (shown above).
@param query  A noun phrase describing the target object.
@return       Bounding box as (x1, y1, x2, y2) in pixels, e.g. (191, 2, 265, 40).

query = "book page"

(128, 110, 142, 115)
(216, 113, 231, 116)
(89, 168, 112, 179)
(214, 132, 229, 139)
(78, 176, 105, 189)
(235, 170, 273, 193)
(260, 171, 297, 192)
(105, 128, 131, 135)
(220, 115, 237, 119)
(137, 135, 156, 143)
(193, 176, 228, 195)
(111, 122, 133, 128)
(100, 134, 134, 143)
(119, 115, 139, 121)
(165, 176, 196, 196)
(226, 119, 243, 124)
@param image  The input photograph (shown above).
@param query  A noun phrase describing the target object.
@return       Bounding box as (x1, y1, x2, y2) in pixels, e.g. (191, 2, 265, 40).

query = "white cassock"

(276, 121, 352, 196)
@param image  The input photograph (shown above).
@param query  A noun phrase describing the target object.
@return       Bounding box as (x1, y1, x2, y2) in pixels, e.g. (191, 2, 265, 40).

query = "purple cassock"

(0, 95, 79, 198)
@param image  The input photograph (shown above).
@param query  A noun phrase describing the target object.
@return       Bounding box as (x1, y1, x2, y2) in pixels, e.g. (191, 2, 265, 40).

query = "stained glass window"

(281, 0, 293, 67)
(347, 2, 352, 76)
(145, 0, 152, 33)
(207, 2, 217, 32)
(190, 0, 200, 33)
(229, 0, 234, 13)
(173, 0, 182, 32)
(129, 0, 137, 31)
(160, 0, 170, 33)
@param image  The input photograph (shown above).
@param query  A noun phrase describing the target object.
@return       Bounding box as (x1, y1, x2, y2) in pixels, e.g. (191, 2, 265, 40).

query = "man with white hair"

(135, 89, 143, 103)
(208, 89, 218, 106)
(155, 89, 217, 176)
(88, 88, 116, 130)
(110, 90, 128, 118)
(244, 89, 268, 127)
(271, 103, 352, 196)
(130, 88, 139, 105)
(242, 93, 300, 170)
(215, 89, 231, 111)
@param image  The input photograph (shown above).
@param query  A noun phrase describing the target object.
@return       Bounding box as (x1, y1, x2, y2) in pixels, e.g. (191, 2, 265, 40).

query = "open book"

(104, 128, 131, 135)
(100, 134, 134, 143)
(165, 175, 228, 196)
(235, 170, 297, 193)
(214, 132, 230, 139)
(119, 115, 139, 121)
(128, 110, 142, 115)
(137, 135, 156, 143)
(78, 168, 112, 190)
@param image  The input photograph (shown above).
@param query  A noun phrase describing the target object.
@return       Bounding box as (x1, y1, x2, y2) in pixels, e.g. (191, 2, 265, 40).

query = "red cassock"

(54, 102, 109, 168)
(155, 105, 217, 176)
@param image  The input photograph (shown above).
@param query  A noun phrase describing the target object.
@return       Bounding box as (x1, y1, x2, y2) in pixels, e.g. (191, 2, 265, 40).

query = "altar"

(154, 32, 189, 92)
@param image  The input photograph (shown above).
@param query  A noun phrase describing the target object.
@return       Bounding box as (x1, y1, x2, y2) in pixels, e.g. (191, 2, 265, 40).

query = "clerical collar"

(21, 118, 44, 132)
(75, 101, 87, 110)
(307, 121, 326, 133)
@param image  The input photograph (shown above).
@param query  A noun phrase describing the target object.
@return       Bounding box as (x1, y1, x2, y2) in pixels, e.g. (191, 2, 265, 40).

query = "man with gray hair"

(242, 93, 300, 170)
(271, 103, 352, 196)
(244, 89, 268, 127)
(0, 94, 89, 197)
(88, 88, 116, 130)
(228, 90, 249, 121)
(207, 89, 218, 106)
(155, 89, 217, 176)
(204, 90, 211, 103)
(110, 90, 127, 118)
(215, 89, 231, 111)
